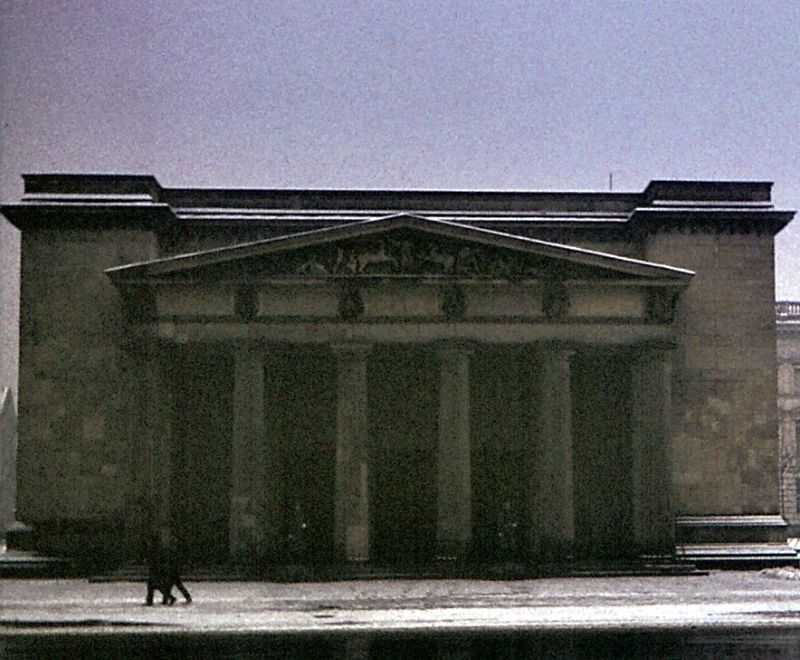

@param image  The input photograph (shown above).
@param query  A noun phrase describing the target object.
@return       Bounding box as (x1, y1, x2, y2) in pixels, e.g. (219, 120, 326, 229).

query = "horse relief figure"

(393, 239, 417, 272)
(296, 255, 330, 275)
(332, 247, 359, 274)
(490, 256, 512, 279)
(425, 245, 456, 274)
(455, 247, 481, 275)
(355, 241, 398, 273)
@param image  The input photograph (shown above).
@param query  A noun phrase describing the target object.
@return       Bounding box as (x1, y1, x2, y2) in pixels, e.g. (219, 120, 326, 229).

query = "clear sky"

(1, 0, 798, 296)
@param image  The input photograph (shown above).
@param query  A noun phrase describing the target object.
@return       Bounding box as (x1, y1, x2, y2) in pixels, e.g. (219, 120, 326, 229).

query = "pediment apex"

(106, 213, 694, 282)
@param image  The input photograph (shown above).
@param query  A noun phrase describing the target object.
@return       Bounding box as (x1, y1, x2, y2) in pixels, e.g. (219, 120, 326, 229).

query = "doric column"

(229, 343, 272, 563)
(631, 344, 674, 554)
(141, 343, 174, 539)
(530, 344, 574, 560)
(436, 345, 472, 560)
(333, 343, 371, 562)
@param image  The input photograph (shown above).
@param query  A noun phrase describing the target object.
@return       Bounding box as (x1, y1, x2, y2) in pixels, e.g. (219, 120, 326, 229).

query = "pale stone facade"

(0, 217, 20, 398)
(1, 175, 795, 570)
(778, 302, 800, 531)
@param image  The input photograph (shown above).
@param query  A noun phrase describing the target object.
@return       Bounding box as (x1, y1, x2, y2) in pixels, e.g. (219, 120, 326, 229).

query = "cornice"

(0, 203, 177, 231)
(6, 174, 795, 237)
(628, 208, 794, 236)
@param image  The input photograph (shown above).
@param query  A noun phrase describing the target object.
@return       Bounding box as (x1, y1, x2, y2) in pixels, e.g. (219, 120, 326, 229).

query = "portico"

(109, 214, 689, 567)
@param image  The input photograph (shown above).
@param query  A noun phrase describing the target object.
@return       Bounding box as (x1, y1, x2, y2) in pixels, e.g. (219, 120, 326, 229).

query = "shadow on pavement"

(4, 629, 800, 659)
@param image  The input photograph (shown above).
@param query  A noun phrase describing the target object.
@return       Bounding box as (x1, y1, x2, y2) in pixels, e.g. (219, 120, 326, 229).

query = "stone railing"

(776, 301, 800, 319)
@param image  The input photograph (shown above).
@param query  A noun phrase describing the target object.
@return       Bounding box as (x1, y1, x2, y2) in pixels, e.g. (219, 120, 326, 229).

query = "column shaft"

(531, 345, 574, 560)
(333, 345, 370, 562)
(631, 346, 674, 554)
(436, 347, 472, 559)
(229, 344, 270, 563)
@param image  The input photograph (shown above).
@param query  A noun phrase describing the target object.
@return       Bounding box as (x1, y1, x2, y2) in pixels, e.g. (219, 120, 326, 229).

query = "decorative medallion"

(338, 283, 364, 321)
(441, 284, 467, 320)
(235, 285, 257, 320)
(646, 289, 678, 324)
(542, 278, 570, 321)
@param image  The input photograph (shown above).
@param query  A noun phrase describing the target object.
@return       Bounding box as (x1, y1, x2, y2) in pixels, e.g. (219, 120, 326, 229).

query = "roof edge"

(21, 173, 164, 202)
(643, 180, 774, 204)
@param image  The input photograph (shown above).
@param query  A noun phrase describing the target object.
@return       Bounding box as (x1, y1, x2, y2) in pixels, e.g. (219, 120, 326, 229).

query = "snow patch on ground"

(760, 566, 800, 580)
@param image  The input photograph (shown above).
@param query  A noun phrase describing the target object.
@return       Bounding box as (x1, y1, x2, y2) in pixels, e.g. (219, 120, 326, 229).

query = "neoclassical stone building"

(2, 174, 795, 570)
(778, 302, 800, 532)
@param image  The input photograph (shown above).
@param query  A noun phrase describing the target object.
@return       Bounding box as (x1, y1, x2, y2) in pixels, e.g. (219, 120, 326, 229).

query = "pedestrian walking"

(144, 530, 192, 606)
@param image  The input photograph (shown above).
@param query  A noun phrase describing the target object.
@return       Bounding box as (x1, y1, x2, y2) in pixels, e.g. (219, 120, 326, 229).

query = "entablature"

(107, 214, 690, 332)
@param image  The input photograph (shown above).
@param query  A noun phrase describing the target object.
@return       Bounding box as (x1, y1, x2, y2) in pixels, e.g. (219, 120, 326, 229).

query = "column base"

(532, 536, 574, 563)
(4, 520, 34, 552)
(229, 494, 275, 565)
(343, 524, 369, 562)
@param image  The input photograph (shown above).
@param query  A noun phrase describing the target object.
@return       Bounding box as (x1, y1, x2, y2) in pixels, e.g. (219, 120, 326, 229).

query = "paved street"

(4, 570, 800, 637)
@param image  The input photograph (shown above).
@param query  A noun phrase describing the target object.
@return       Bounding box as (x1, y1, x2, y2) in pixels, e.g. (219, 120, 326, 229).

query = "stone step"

(0, 550, 76, 578)
(676, 543, 799, 569)
(91, 559, 702, 582)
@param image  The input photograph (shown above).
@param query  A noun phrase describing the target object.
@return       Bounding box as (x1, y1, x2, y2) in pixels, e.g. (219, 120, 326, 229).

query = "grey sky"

(1, 0, 798, 296)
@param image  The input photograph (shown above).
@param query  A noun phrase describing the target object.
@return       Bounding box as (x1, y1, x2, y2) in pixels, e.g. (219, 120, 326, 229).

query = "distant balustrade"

(776, 301, 800, 319)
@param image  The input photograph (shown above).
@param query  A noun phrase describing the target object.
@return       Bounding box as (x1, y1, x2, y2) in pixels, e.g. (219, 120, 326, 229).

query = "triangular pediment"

(106, 214, 693, 283)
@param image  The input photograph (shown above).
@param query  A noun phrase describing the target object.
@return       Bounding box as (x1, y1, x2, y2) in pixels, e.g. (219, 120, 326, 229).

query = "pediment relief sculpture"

(288, 235, 546, 280)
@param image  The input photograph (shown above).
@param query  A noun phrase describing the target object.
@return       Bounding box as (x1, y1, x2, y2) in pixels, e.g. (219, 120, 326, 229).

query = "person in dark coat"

(144, 531, 192, 605)
(165, 540, 192, 604)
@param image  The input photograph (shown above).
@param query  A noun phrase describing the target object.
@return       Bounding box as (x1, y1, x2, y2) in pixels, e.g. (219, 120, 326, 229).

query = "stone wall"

(646, 230, 779, 515)
(16, 227, 158, 534)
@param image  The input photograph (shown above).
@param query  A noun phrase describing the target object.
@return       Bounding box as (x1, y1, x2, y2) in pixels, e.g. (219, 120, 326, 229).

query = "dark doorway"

(266, 346, 336, 564)
(369, 346, 438, 564)
(571, 349, 633, 559)
(471, 347, 530, 562)
(171, 348, 234, 565)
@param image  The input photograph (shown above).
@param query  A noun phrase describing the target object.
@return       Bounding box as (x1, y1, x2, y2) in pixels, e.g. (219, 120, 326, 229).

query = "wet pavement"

(4, 569, 800, 637)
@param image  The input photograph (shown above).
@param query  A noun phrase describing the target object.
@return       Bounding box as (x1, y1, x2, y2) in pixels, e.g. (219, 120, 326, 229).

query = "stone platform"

(0, 550, 75, 578)
(6, 570, 800, 637)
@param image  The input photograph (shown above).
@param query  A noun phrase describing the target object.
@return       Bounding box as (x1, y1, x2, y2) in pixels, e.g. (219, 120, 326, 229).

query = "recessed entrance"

(471, 347, 532, 562)
(572, 349, 634, 559)
(171, 349, 234, 565)
(266, 347, 337, 564)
